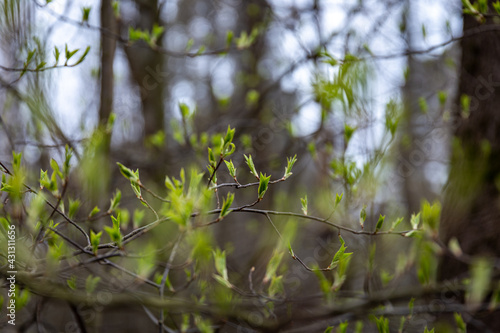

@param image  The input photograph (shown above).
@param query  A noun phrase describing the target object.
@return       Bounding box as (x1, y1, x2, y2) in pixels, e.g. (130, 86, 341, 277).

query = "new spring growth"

(104, 214, 123, 248)
(219, 192, 234, 220)
(220, 126, 236, 157)
(117, 162, 142, 200)
(359, 205, 367, 229)
(90, 230, 102, 255)
(283, 155, 297, 180)
(258, 173, 271, 200)
(301, 195, 308, 215)
(224, 160, 237, 179)
(244, 154, 259, 179)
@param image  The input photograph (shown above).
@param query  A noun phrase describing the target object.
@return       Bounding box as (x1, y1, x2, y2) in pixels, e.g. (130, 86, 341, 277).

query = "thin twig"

(211, 178, 285, 190)
(142, 305, 177, 333)
(206, 157, 224, 188)
(47, 227, 91, 254)
(103, 260, 159, 288)
(141, 184, 170, 203)
(159, 232, 185, 331)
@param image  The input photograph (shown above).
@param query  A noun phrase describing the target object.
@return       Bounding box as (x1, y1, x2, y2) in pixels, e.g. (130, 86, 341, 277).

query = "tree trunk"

(123, 0, 165, 138)
(439, 3, 500, 331)
(99, 0, 117, 125)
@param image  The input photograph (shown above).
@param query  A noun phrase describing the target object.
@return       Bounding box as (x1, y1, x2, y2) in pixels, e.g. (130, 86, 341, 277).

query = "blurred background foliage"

(1, 0, 500, 332)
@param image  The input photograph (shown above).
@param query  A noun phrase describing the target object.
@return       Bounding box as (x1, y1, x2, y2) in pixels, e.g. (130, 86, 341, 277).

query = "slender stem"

(104, 260, 159, 288)
(206, 157, 223, 188)
(159, 232, 185, 331)
(211, 178, 285, 190)
(141, 184, 170, 203)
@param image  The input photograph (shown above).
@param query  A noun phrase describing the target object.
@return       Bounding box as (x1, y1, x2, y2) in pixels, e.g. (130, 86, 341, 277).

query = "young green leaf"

(466, 257, 492, 309)
(219, 192, 234, 219)
(50, 158, 63, 179)
(354, 321, 364, 333)
(389, 217, 404, 231)
(287, 242, 295, 258)
(36, 62, 47, 70)
(380, 269, 394, 286)
(494, 1, 500, 15)
(112, 1, 120, 16)
(222, 142, 235, 157)
(344, 123, 356, 143)
(399, 316, 407, 333)
(404, 229, 422, 238)
(301, 195, 308, 215)
(39, 170, 50, 190)
(268, 275, 284, 297)
(258, 173, 271, 200)
(213, 274, 233, 289)
(82, 6, 91, 23)
(117, 162, 138, 181)
(207, 147, 216, 167)
(283, 155, 297, 179)
(334, 193, 343, 208)
(90, 230, 102, 254)
(448, 237, 463, 257)
(73, 46, 91, 66)
(26, 49, 36, 64)
(410, 213, 421, 229)
(185, 38, 194, 51)
(375, 215, 385, 233)
(89, 206, 100, 218)
(117, 162, 142, 198)
(67, 276, 77, 290)
(417, 243, 437, 285)
(54, 46, 61, 65)
(489, 285, 500, 312)
(225, 30, 234, 48)
(421, 201, 441, 235)
(264, 250, 284, 283)
(104, 226, 122, 247)
(213, 248, 228, 280)
(328, 235, 351, 270)
(438, 90, 447, 107)
(454, 312, 467, 333)
(85, 275, 101, 294)
(63, 145, 73, 177)
(223, 125, 235, 147)
(359, 205, 367, 229)
(196, 45, 206, 55)
(372, 316, 389, 333)
(337, 322, 348, 333)
(68, 199, 80, 219)
(179, 102, 190, 117)
(332, 250, 352, 291)
(65, 44, 80, 63)
(244, 154, 259, 179)
(461, 94, 471, 118)
(224, 160, 237, 178)
(408, 297, 415, 316)
(105, 215, 123, 247)
(477, 0, 488, 13)
(111, 214, 121, 230)
(108, 189, 122, 212)
(151, 23, 164, 42)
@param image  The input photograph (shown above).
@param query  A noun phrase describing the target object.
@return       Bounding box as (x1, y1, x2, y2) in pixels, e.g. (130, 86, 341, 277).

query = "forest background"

(1, 0, 500, 332)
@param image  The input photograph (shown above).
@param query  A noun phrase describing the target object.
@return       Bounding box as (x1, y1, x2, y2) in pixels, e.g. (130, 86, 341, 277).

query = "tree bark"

(439, 3, 500, 331)
(123, 0, 165, 138)
(99, 0, 117, 125)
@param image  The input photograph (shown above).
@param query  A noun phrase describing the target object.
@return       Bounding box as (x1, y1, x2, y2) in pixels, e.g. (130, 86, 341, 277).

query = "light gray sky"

(40, 0, 461, 152)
